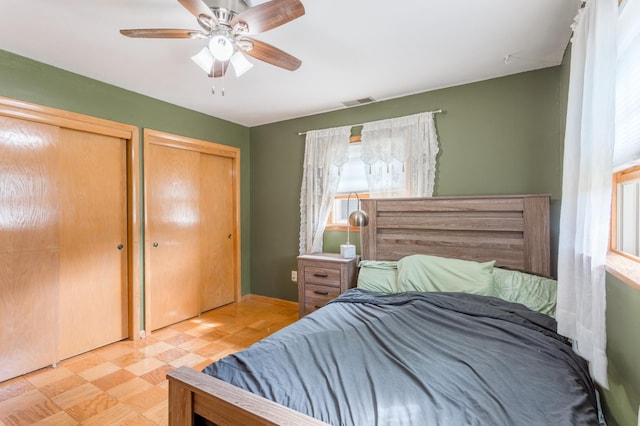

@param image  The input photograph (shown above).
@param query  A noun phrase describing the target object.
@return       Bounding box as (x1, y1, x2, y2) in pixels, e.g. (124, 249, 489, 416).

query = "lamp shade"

(230, 51, 253, 77)
(343, 192, 368, 259)
(348, 209, 369, 227)
(191, 47, 214, 74)
(208, 35, 234, 61)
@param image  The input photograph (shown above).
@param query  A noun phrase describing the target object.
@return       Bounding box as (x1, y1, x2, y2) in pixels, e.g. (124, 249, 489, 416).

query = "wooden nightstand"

(297, 253, 358, 318)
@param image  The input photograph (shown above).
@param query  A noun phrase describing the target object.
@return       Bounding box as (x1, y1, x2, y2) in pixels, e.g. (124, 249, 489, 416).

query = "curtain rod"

(297, 109, 444, 136)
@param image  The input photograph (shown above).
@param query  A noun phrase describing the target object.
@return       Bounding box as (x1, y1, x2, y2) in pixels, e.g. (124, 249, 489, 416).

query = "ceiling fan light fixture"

(230, 51, 253, 77)
(208, 34, 234, 61)
(191, 46, 215, 74)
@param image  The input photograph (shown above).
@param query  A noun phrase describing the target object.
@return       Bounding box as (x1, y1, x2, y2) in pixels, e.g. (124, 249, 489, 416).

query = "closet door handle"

(117, 244, 124, 250)
(153, 242, 159, 248)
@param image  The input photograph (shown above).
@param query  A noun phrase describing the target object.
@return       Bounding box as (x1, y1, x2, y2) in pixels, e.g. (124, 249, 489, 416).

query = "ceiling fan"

(120, 0, 305, 79)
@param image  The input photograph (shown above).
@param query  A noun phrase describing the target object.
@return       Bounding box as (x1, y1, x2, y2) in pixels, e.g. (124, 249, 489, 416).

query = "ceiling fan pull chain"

(211, 84, 225, 96)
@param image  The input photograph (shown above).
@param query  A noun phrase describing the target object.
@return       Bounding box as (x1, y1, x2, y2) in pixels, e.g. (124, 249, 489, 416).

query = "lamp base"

(340, 244, 356, 259)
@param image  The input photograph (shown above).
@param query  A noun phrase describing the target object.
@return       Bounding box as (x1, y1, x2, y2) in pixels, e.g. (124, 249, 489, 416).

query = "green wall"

(0, 50, 252, 300)
(250, 66, 567, 301)
(604, 274, 640, 426)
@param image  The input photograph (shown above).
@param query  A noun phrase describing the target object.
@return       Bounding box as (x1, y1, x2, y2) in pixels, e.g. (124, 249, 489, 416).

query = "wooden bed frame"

(360, 194, 550, 276)
(167, 194, 551, 425)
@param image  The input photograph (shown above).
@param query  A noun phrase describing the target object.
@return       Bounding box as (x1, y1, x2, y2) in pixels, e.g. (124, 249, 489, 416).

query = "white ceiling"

(0, 0, 581, 127)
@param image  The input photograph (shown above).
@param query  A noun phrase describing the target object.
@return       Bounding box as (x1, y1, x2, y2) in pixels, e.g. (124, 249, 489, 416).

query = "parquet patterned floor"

(0, 295, 298, 425)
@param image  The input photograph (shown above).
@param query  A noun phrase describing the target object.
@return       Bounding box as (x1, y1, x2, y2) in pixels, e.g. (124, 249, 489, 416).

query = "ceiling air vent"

(342, 97, 376, 107)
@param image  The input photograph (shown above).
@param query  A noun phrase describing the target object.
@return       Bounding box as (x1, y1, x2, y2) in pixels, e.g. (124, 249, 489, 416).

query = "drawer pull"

(313, 290, 329, 296)
(314, 305, 322, 309)
(313, 273, 329, 278)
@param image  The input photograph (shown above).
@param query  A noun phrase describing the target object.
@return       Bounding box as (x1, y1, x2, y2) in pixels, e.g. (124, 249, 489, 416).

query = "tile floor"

(0, 296, 298, 425)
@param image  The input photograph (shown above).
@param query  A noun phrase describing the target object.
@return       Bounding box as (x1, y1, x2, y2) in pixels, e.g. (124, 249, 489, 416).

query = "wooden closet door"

(58, 129, 128, 360)
(200, 153, 235, 312)
(147, 144, 201, 330)
(0, 117, 60, 382)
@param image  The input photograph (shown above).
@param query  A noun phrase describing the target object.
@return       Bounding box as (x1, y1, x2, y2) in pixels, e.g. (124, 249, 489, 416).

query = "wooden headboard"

(360, 194, 551, 277)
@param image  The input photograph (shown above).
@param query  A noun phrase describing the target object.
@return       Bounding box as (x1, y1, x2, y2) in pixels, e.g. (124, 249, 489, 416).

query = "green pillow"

(357, 260, 398, 293)
(397, 254, 496, 296)
(493, 268, 557, 317)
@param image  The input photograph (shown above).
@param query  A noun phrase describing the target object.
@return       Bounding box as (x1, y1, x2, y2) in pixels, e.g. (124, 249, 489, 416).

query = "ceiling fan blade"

(212, 60, 229, 78)
(231, 0, 305, 34)
(177, 0, 217, 24)
(243, 38, 301, 71)
(120, 29, 205, 39)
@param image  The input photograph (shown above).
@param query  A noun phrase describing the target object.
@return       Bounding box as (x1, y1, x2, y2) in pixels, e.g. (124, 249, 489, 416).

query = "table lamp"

(340, 192, 369, 258)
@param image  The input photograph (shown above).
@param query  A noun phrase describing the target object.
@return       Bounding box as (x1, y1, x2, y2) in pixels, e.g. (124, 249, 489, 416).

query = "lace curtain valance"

(298, 111, 440, 255)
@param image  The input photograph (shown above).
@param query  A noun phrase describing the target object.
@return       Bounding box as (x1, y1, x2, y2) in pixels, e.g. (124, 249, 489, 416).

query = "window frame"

(608, 164, 640, 290)
(610, 164, 640, 262)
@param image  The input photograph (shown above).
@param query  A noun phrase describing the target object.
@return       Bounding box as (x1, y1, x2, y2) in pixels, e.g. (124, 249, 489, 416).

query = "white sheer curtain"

(299, 126, 351, 254)
(556, 0, 617, 388)
(360, 112, 439, 198)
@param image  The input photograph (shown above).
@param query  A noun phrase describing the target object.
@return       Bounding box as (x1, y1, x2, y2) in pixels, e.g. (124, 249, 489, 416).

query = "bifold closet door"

(0, 117, 60, 382)
(200, 153, 235, 312)
(58, 129, 128, 360)
(147, 144, 201, 330)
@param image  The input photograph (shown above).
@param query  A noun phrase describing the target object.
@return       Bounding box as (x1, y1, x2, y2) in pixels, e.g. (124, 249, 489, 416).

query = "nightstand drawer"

(304, 266, 341, 287)
(305, 284, 341, 301)
(304, 285, 339, 313)
(304, 300, 330, 314)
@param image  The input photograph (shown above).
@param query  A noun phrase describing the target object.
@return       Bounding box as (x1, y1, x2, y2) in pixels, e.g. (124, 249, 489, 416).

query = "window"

(612, 166, 640, 259)
(327, 138, 368, 231)
(335, 139, 368, 195)
(323, 111, 440, 232)
(611, 0, 640, 264)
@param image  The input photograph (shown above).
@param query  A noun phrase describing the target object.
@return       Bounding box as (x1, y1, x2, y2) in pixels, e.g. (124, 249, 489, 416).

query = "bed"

(167, 194, 601, 425)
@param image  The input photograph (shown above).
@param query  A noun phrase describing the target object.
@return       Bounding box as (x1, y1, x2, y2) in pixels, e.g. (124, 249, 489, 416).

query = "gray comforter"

(203, 289, 599, 425)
